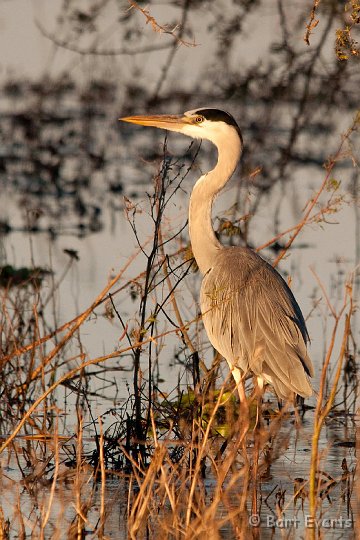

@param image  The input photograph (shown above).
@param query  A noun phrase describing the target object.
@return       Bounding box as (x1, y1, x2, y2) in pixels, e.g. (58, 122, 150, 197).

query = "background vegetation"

(0, 0, 359, 538)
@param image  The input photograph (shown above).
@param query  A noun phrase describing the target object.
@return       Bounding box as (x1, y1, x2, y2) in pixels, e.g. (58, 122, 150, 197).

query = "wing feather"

(200, 246, 314, 398)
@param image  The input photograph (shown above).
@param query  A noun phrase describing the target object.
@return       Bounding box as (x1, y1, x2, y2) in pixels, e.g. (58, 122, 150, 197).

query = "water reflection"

(0, 0, 359, 536)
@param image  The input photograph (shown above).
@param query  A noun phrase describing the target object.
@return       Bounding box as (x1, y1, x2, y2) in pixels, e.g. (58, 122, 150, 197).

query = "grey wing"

(200, 251, 314, 399)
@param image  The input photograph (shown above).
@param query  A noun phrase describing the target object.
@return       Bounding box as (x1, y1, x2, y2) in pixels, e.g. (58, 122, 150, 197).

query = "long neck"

(189, 134, 242, 275)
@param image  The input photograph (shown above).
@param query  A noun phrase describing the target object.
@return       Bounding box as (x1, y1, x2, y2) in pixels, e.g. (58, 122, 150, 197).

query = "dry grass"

(0, 115, 359, 539)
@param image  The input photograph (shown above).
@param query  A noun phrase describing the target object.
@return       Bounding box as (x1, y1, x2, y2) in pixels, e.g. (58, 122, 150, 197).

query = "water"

(0, 0, 359, 537)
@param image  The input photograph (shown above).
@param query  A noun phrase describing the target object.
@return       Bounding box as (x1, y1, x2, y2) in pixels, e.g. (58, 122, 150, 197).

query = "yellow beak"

(119, 114, 191, 130)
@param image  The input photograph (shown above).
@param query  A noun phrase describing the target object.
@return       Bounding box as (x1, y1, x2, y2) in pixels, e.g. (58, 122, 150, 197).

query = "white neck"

(189, 130, 242, 275)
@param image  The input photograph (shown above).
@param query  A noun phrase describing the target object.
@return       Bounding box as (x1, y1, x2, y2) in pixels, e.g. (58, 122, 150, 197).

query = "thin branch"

(273, 113, 359, 267)
(308, 280, 353, 520)
(127, 0, 196, 48)
(0, 313, 202, 456)
(304, 0, 321, 46)
(35, 19, 172, 56)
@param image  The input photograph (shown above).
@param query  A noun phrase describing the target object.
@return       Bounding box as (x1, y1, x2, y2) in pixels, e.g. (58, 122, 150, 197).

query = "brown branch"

(13, 246, 143, 390)
(1, 240, 174, 365)
(310, 267, 337, 318)
(255, 195, 343, 253)
(308, 280, 353, 521)
(272, 114, 359, 267)
(127, 0, 196, 48)
(151, 0, 193, 100)
(35, 19, 172, 56)
(304, 0, 321, 46)
(0, 314, 201, 455)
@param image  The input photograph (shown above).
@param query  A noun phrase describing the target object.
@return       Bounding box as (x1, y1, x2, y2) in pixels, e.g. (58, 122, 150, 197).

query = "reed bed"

(0, 115, 359, 539)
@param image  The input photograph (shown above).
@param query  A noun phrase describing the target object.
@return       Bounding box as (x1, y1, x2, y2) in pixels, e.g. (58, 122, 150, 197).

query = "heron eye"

(195, 115, 204, 123)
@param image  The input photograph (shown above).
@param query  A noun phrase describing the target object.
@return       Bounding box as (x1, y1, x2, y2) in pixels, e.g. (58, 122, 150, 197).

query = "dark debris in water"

(334, 440, 355, 448)
(63, 248, 80, 261)
(0, 265, 52, 288)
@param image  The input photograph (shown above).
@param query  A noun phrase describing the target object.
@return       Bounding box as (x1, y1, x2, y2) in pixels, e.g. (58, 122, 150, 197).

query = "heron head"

(120, 107, 242, 147)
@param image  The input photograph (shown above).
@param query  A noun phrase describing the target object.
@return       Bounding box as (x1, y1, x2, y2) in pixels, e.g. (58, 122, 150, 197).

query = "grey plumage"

(121, 107, 314, 400)
(201, 247, 313, 399)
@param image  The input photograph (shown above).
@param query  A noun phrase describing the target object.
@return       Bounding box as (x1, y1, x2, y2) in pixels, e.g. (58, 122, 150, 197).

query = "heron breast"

(200, 267, 252, 370)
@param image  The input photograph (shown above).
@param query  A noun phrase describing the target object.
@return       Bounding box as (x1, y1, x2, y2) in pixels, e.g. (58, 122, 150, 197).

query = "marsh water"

(0, 0, 359, 538)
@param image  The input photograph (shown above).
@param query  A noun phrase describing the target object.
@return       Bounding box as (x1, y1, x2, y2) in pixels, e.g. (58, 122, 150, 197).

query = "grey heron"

(120, 108, 314, 400)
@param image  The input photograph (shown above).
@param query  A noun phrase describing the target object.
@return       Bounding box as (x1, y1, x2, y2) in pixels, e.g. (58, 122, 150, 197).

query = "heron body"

(121, 108, 314, 400)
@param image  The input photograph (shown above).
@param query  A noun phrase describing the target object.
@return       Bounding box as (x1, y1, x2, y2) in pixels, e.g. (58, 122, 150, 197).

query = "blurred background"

(0, 0, 359, 360)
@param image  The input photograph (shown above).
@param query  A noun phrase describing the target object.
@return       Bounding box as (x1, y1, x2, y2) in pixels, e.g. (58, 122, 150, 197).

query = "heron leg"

(250, 376, 265, 522)
(253, 375, 265, 429)
(230, 365, 247, 402)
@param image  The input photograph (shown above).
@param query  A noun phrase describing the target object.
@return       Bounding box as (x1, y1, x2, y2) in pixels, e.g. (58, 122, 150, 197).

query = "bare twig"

(308, 279, 353, 528)
(304, 0, 321, 46)
(127, 0, 195, 48)
(273, 113, 359, 267)
(35, 19, 172, 56)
